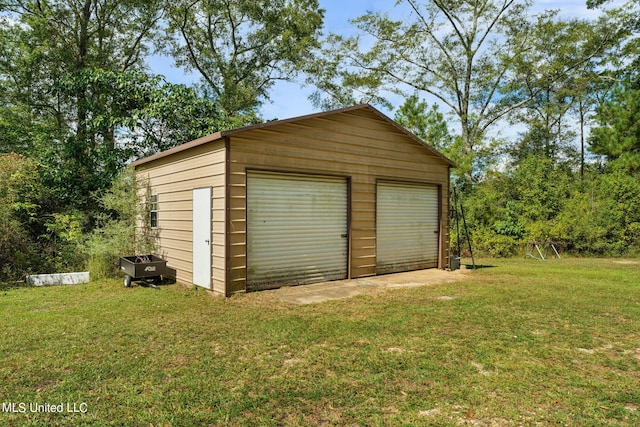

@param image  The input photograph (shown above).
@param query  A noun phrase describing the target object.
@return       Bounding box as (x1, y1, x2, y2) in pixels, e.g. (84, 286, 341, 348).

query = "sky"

(150, 0, 614, 125)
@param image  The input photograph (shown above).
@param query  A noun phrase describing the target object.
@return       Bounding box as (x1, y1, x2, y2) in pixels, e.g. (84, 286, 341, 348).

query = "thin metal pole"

(457, 187, 476, 269)
(453, 187, 462, 257)
(551, 243, 560, 259)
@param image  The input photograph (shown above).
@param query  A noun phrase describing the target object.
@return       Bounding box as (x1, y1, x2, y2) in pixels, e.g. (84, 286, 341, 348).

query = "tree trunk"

(579, 99, 585, 179)
(460, 117, 474, 185)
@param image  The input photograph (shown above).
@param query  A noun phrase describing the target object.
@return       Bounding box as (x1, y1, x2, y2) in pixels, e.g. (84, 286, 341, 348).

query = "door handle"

(205, 239, 210, 245)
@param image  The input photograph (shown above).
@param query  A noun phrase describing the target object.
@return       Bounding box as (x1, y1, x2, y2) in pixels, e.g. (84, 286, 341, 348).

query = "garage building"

(131, 104, 455, 296)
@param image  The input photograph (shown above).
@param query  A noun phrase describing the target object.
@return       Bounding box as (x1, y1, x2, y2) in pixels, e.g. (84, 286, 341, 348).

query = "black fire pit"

(119, 255, 167, 288)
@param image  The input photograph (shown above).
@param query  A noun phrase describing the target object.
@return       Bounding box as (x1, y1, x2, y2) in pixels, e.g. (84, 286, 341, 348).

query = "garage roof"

(131, 104, 456, 168)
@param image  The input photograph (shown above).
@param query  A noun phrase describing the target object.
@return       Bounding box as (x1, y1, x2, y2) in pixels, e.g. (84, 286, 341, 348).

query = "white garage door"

(376, 182, 439, 274)
(247, 172, 348, 290)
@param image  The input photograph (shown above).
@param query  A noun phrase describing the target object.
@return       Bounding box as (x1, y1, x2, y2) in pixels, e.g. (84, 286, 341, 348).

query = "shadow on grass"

(123, 277, 177, 290)
(0, 281, 33, 292)
(462, 264, 497, 269)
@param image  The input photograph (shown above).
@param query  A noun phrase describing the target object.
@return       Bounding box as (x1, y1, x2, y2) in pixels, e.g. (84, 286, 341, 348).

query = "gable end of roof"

(131, 104, 456, 168)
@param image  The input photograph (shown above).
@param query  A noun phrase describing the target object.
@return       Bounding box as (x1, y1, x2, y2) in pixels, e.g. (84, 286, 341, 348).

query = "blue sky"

(150, 0, 612, 124)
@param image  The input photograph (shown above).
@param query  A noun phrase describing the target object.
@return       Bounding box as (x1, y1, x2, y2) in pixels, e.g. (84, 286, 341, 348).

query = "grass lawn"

(1, 258, 639, 426)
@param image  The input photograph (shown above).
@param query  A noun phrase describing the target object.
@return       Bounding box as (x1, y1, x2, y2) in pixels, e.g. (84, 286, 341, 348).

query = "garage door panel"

(247, 172, 348, 290)
(376, 182, 439, 274)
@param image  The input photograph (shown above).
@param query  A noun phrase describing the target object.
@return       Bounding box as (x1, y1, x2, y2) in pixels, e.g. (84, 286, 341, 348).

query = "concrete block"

(25, 272, 90, 286)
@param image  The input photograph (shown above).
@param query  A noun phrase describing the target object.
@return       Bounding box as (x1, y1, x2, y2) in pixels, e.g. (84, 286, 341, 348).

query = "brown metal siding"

(228, 108, 450, 293)
(135, 141, 226, 293)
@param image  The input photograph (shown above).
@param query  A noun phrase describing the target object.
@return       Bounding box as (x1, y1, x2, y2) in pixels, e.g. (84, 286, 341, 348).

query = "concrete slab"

(25, 272, 90, 286)
(271, 268, 470, 304)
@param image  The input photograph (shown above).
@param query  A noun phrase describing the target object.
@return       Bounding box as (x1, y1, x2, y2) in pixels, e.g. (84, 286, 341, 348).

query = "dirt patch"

(471, 361, 492, 376)
(613, 260, 639, 265)
(419, 408, 442, 417)
(384, 347, 411, 353)
(282, 358, 302, 366)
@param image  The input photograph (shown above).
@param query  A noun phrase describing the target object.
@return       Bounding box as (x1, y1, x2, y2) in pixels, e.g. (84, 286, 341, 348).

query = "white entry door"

(192, 187, 212, 289)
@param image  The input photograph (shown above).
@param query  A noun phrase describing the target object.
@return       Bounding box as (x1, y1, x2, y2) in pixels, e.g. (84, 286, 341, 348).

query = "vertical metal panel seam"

(442, 165, 451, 268)
(224, 136, 232, 296)
(438, 183, 443, 269)
(244, 165, 249, 293)
(347, 176, 352, 279)
(374, 178, 379, 268)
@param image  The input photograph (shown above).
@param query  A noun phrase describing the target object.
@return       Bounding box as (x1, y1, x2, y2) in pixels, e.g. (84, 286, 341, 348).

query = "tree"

(52, 69, 225, 160)
(0, 1, 233, 213)
(589, 82, 640, 172)
(586, 0, 640, 173)
(164, 0, 324, 120)
(308, 0, 538, 181)
(393, 95, 472, 176)
(307, 0, 617, 183)
(0, 0, 167, 210)
(394, 95, 452, 152)
(504, 11, 622, 171)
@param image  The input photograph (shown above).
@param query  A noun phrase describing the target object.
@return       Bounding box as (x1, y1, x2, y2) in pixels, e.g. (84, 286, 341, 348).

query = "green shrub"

(0, 154, 45, 280)
(87, 221, 136, 279)
(0, 215, 38, 280)
(455, 157, 640, 258)
(85, 167, 156, 279)
(551, 170, 640, 255)
(43, 210, 88, 273)
(471, 227, 521, 257)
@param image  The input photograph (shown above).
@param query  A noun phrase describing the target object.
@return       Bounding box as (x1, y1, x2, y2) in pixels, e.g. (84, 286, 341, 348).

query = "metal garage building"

(131, 104, 455, 296)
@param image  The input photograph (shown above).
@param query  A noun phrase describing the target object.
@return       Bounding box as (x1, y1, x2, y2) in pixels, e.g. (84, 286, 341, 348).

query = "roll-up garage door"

(247, 172, 348, 290)
(376, 182, 439, 274)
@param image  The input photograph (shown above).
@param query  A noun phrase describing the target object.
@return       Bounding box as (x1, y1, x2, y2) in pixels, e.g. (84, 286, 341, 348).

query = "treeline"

(462, 160, 640, 257)
(0, 0, 324, 280)
(0, 0, 639, 280)
(307, 0, 639, 256)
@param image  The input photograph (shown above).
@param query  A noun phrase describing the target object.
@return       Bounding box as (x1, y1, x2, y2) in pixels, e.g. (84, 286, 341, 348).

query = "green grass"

(1, 258, 639, 426)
